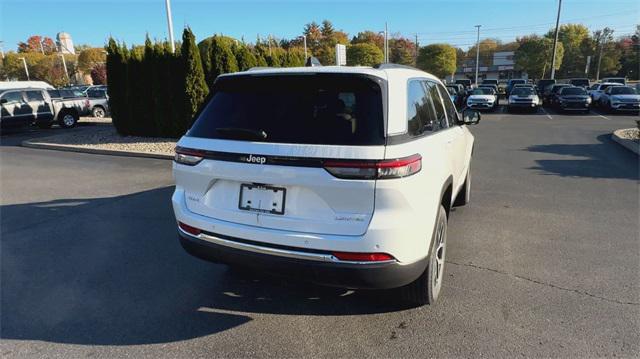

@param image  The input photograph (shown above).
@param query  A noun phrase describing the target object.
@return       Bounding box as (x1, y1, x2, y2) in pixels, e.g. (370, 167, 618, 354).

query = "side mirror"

(0, 98, 7, 104)
(462, 108, 481, 125)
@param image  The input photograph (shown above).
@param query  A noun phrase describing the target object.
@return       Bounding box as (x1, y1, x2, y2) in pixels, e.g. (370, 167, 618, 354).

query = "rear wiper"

(215, 127, 268, 141)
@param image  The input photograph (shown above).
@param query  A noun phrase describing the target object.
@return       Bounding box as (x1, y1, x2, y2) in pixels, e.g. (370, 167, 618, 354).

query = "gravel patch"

(617, 128, 640, 143)
(80, 116, 113, 124)
(27, 125, 176, 156)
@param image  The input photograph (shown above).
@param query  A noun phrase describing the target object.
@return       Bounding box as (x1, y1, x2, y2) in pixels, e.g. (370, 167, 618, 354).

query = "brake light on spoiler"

(323, 154, 422, 180)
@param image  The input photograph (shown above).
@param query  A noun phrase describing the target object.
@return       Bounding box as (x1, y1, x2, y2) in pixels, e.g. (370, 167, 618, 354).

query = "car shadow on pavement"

(525, 134, 639, 180)
(1, 187, 410, 346)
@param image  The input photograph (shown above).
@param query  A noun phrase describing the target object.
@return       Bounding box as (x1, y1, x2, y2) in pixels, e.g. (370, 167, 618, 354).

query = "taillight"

(323, 154, 421, 180)
(332, 252, 395, 262)
(175, 146, 204, 166)
(178, 221, 201, 236)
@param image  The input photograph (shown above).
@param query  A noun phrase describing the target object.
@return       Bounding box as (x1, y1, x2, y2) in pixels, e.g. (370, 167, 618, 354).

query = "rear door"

(434, 82, 467, 184)
(174, 73, 386, 236)
(25, 90, 53, 122)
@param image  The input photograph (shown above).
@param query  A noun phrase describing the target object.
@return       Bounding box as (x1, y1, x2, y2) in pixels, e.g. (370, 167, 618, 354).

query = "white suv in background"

(172, 64, 480, 306)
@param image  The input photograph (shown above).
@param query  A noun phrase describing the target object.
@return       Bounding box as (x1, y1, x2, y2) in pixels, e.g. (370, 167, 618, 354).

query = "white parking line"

(592, 110, 610, 120)
(540, 107, 552, 120)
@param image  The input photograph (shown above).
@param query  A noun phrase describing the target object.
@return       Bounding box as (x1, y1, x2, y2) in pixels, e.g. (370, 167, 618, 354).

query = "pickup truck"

(0, 88, 89, 130)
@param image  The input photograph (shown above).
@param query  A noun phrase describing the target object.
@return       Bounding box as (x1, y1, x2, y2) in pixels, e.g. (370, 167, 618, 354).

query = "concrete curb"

(21, 139, 173, 160)
(611, 129, 640, 155)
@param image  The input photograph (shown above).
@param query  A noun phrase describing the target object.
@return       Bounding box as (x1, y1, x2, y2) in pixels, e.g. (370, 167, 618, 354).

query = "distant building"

(56, 32, 75, 54)
(453, 51, 527, 82)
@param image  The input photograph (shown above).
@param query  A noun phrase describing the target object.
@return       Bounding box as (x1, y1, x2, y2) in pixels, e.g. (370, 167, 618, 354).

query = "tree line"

(1, 37, 108, 87)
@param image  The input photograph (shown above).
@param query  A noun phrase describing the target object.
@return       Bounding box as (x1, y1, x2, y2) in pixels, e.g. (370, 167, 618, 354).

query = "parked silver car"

(86, 88, 110, 118)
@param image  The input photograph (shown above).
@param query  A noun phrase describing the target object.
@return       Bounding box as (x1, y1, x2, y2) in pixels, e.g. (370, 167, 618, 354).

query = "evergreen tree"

(209, 35, 239, 86)
(180, 27, 209, 134)
(235, 45, 258, 71)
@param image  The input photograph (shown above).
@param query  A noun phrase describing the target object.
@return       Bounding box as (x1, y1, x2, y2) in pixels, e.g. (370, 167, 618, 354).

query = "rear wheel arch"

(440, 176, 453, 219)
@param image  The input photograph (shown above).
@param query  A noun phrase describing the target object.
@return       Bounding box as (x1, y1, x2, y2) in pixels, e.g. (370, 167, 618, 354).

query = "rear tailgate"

(174, 73, 386, 236)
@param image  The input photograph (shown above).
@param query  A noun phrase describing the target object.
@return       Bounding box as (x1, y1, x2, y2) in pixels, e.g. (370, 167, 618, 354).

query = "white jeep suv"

(172, 64, 479, 305)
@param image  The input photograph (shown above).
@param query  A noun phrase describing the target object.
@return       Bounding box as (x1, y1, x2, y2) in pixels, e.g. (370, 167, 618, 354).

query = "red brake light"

(323, 154, 421, 180)
(178, 222, 201, 236)
(175, 146, 205, 166)
(332, 252, 395, 262)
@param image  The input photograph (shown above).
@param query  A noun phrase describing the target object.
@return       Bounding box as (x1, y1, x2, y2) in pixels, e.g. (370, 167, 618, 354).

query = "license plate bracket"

(238, 184, 286, 215)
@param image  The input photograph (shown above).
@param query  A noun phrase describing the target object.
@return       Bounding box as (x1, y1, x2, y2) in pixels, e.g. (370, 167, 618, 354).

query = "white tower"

(56, 32, 75, 54)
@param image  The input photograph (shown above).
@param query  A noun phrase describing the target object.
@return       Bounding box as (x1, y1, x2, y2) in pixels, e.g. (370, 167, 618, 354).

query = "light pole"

(550, 0, 562, 79)
(19, 57, 29, 80)
(474, 25, 481, 85)
(164, 0, 176, 53)
(379, 25, 388, 63)
(59, 54, 69, 82)
(299, 35, 307, 59)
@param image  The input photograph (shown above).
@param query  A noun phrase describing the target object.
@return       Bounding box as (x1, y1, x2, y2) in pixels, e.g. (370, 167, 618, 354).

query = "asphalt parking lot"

(1, 108, 639, 358)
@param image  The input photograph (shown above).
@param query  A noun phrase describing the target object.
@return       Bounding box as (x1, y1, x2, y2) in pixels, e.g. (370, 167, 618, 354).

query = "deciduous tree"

(417, 44, 457, 79)
(347, 43, 383, 66)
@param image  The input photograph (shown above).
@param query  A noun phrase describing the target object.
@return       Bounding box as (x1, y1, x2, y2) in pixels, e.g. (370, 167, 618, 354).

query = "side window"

(25, 91, 44, 102)
(406, 80, 429, 136)
(1, 91, 24, 104)
(424, 81, 448, 129)
(436, 83, 459, 127)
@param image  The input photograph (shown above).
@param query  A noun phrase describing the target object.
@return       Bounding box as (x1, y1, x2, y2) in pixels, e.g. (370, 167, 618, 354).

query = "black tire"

(58, 110, 78, 128)
(92, 106, 106, 118)
(453, 168, 471, 207)
(400, 205, 448, 306)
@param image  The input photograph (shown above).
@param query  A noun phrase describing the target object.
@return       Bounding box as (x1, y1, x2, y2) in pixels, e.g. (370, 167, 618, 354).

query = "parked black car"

(536, 79, 556, 96)
(569, 78, 590, 88)
(544, 84, 572, 106)
(555, 87, 591, 113)
(506, 79, 526, 96)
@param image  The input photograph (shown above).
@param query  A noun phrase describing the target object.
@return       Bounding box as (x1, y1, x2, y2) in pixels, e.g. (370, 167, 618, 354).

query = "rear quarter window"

(188, 74, 385, 146)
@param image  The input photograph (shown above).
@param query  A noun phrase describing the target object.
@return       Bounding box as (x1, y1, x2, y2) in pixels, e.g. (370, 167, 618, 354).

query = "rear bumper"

(179, 230, 427, 289)
(508, 102, 537, 108)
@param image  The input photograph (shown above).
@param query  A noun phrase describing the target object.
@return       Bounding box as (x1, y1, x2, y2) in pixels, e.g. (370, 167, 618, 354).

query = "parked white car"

(598, 85, 640, 112)
(588, 82, 620, 102)
(466, 87, 498, 111)
(172, 64, 480, 306)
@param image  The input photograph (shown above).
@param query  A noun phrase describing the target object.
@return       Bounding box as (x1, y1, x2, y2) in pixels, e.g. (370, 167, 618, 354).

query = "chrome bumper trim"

(178, 227, 396, 265)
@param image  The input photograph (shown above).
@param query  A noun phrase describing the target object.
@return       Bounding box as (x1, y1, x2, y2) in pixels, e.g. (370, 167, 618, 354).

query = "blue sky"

(1, 0, 638, 52)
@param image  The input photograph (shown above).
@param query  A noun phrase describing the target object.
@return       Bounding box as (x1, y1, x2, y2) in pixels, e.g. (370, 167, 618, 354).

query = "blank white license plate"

(239, 184, 286, 215)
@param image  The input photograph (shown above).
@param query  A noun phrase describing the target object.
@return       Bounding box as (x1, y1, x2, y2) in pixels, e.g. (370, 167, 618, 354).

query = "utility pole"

(19, 57, 29, 80)
(384, 22, 389, 63)
(550, 0, 562, 79)
(474, 25, 481, 85)
(415, 33, 419, 66)
(596, 36, 605, 81)
(300, 35, 307, 59)
(164, 0, 176, 53)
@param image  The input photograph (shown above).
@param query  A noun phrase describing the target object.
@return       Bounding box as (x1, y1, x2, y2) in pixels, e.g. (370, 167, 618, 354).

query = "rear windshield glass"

(512, 88, 535, 96)
(561, 87, 587, 95)
(188, 74, 385, 146)
(610, 87, 635, 95)
(510, 80, 525, 84)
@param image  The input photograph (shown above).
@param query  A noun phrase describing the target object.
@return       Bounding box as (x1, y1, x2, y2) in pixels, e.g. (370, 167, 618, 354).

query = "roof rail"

(246, 67, 272, 71)
(374, 63, 419, 71)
